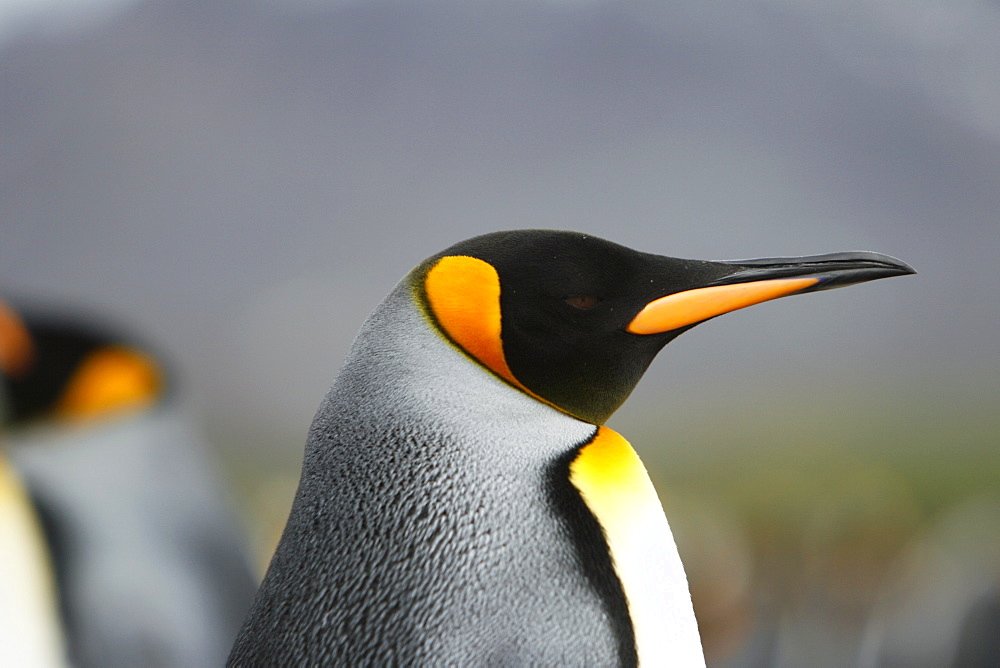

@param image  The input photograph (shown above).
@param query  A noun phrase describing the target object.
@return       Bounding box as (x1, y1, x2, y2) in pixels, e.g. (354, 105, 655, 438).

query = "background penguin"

(858, 496, 1000, 668)
(0, 300, 68, 667)
(1, 299, 258, 668)
(229, 230, 914, 666)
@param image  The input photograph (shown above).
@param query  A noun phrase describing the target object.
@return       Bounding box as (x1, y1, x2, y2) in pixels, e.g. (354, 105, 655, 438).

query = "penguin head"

(416, 230, 914, 424)
(0, 302, 166, 427)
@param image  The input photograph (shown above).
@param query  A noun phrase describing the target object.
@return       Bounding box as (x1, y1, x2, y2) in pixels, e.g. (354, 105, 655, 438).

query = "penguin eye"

(564, 295, 601, 310)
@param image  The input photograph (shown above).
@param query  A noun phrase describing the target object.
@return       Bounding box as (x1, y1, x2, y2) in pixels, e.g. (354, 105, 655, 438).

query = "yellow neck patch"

(423, 255, 528, 392)
(55, 346, 161, 422)
(569, 425, 653, 528)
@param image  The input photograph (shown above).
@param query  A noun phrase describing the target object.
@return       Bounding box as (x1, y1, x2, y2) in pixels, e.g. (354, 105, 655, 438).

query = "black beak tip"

(717, 250, 916, 291)
(825, 251, 916, 276)
(883, 255, 917, 276)
(817, 251, 917, 288)
(802, 251, 916, 293)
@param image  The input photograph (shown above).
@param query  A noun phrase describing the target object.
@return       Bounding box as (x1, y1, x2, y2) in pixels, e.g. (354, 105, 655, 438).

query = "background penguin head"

(0, 301, 167, 428)
(416, 230, 914, 425)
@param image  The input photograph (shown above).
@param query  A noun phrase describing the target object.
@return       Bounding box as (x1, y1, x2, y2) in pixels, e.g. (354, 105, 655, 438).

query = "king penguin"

(229, 230, 914, 666)
(0, 300, 67, 667)
(1, 301, 257, 668)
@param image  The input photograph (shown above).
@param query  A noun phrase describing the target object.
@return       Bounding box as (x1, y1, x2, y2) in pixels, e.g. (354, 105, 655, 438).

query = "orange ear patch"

(627, 277, 820, 334)
(0, 301, 34, 378)
(55, 346, 161, 422)
(423, 255, 524, 388)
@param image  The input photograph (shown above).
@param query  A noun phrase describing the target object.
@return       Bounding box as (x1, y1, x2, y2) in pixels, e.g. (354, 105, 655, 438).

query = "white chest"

(569, 426, 705, 667)
(0, 457, 66, 668)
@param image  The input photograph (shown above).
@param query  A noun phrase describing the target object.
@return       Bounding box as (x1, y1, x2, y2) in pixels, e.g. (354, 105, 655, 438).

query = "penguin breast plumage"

(229, 230, 913, 667)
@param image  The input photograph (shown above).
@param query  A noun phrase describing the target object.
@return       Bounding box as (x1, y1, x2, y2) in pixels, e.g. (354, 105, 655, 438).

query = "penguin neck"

(287, 279, 703, 665)
(319, 278, 597, 459)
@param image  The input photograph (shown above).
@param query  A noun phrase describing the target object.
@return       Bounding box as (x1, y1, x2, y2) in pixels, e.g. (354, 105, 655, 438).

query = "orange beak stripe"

(627, 277, 820, 335)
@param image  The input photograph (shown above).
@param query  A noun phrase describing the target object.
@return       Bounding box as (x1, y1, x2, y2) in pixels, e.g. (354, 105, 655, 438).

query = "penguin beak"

(627, 251, 916, 335)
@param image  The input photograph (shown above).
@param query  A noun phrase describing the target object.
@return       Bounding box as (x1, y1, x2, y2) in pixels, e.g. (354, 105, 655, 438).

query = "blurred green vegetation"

(228, 375, 1000, 567)
(635, 378, 999, 515)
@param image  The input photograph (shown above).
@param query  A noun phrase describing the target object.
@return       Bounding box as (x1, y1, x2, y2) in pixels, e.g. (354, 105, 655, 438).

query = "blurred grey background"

(2, 1, 998, 665)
